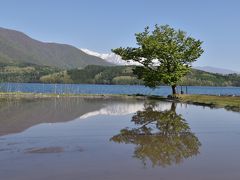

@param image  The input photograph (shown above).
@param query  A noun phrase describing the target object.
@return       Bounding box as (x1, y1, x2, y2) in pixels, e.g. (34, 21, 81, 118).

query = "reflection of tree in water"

(110, 102, 201, 167)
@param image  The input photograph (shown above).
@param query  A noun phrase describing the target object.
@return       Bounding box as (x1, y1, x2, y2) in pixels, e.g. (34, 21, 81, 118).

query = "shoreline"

(0, 92, 239, 112)
(0, 92, 150, 100)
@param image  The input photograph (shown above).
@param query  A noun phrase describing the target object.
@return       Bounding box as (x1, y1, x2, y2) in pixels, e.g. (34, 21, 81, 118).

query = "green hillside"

(182, 69, 240, 86)
(65, 65, 240, 86)
(0, 27, 112, 69)
(1, 64, 240, 86)
(0, 62, 60, 83)
(67, 65, 142, 84)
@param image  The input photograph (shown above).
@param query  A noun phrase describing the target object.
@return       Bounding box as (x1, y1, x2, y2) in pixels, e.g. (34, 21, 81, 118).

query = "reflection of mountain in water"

(0, 97, 105, 136)
(0, 98, 160, 136)
(110, 102, 201, 167)
(80, 101, 172, 119)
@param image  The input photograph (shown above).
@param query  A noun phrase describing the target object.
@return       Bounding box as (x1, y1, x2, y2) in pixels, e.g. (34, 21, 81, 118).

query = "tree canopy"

(112, 24, 204, 95)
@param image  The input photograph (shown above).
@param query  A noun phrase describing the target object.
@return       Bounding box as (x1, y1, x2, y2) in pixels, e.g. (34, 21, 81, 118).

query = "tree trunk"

(171, 85, 177, 95)
(170, 102, 176, 112)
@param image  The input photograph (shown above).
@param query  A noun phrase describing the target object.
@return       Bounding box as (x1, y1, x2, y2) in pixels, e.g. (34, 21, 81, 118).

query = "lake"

(0, 97, 240, 180)
(0, 83, 240, 96)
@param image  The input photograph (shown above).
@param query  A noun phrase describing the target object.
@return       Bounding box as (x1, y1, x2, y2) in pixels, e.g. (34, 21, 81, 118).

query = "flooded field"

(0, 97, 240, 180)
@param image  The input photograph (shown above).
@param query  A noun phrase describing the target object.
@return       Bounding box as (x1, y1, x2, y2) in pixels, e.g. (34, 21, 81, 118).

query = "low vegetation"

(177, 94, 240, 112)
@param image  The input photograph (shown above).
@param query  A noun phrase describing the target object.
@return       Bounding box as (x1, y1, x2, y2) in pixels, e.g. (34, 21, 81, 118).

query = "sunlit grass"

(177, 94, 240, 111)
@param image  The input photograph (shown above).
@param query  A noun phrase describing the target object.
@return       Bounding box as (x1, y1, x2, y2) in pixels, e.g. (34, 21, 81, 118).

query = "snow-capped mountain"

(80, 48, 141, 66)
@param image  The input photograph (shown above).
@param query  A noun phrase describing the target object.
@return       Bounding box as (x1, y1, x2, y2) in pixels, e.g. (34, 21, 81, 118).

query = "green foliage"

(112, 24, 204, 94)
(67, 65, 107, 84)
(0, 63, 60, 83)
(112, 76, 140, 85)
(67, 65, 142, 85)
(40, 71, 73, 84)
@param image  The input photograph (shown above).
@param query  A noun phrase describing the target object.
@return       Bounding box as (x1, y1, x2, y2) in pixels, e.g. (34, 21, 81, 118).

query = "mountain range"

(0, 27, 112, 69)
(194, 66, 239, 75)
(0, 27, 239, 75)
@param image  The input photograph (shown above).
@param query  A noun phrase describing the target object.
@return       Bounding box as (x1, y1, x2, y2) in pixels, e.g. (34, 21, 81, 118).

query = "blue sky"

(1, 0, 240, 71)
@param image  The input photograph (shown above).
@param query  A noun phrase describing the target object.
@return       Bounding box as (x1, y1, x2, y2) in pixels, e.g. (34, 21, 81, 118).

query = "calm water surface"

(1, 83, 240, 96)
(0, 97, 240, 180)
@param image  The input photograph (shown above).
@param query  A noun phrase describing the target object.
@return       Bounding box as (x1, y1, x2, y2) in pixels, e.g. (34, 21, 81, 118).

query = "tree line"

(1, 63, 239, 87)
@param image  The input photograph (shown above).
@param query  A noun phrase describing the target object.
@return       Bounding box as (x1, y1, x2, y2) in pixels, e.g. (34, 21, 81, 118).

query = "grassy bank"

(177, 94, 240, 112)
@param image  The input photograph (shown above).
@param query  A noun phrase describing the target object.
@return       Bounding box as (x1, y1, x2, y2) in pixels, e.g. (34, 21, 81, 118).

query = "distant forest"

(0, 63, 240, 86)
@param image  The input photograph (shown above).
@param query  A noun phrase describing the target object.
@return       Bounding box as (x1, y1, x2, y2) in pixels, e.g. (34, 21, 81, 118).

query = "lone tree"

(112, 25, 204, 95)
